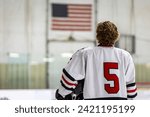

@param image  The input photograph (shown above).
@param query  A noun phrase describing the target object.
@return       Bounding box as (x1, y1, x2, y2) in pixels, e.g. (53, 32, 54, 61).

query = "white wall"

(0, 0, 150, 63)
(0, 0, 27, 63)
(134, 0, 150, 63)
(97, 0, 150, 63)
(0, 0, 27, 54)
(97, 0, 133, 34)
(0, 0, 46, 63)
(28, 0, 47, 63)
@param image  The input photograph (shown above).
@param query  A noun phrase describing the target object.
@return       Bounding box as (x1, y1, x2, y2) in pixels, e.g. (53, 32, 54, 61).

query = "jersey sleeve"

(57, 49, 86, 98)
(125, 55, 137, 99)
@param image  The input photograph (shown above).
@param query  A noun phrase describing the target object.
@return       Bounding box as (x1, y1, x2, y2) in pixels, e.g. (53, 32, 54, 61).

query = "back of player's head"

(96, 21, 119, 46)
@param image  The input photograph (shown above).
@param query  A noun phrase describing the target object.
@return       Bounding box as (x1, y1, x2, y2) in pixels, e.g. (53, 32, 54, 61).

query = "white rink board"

(0, 89, 150, 100)
(0, 89, 56, 100)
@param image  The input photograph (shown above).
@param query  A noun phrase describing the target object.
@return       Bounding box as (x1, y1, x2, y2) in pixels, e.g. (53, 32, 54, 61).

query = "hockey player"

(56, 21, 137, 100)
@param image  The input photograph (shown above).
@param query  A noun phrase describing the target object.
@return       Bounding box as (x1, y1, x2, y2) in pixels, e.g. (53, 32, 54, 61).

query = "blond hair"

(96, 21, 119, 46)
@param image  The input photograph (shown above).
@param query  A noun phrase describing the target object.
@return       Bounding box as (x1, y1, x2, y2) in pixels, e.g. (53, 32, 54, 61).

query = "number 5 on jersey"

(104, 62, 119, 94)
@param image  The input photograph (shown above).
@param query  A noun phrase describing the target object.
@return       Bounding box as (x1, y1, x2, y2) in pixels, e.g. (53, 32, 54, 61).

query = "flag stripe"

(69, 15, 92, 19)
(52, 26, 91, 29)
(52, 23, 91, 26)
(68, 7, 92, 11)
(68, 8, 92, 13)
(52, 3, 92, 8)
(52, 19, 91, 23)
(52, 17, 91, 22)
(52, 28, 91, 31)
(52, 3, 92, 31)
(68, 11, 91, 15)
(68, 4, 92, 7)
(69, 14, 91, 17)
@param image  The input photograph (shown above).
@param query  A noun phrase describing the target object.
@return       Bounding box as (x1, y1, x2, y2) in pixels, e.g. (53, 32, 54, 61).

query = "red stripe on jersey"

(62, 75, 77, 86)
(127, 88, 137, 93)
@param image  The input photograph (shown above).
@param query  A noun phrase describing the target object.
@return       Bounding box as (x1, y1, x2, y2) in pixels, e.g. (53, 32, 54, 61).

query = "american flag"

(51, 3, 92, 31)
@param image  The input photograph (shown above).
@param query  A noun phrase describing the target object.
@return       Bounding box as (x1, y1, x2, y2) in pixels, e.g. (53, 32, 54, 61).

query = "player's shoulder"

(114, 47, 131, 57)
(75, 46, 94, 54)
(71, 47, 95, 58)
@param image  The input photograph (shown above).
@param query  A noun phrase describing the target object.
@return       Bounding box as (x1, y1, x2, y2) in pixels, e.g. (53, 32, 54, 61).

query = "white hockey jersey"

(58, 46, 137, 100)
